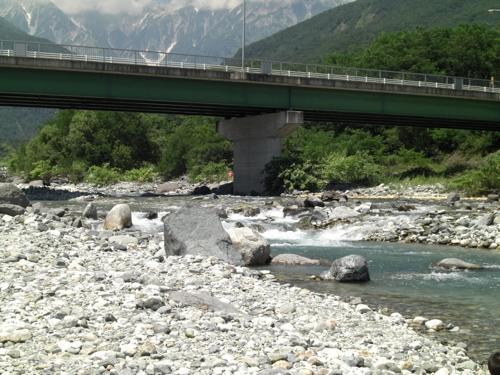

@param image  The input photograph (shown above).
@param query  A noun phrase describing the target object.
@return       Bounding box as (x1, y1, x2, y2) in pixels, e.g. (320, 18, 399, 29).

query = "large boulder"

(163, 206, 240, 264)
(311, 206, 360, 228)
(225, 227, 270, 266)
(322, 255, 370, 282)
(271, 254, 320, 266)
(156, 182, 181, 194)
(321, 190, 347, 202)
(212, 182, 233, 196)
(0, 204, 25, 216)
(103, 204, 132, 230)
(0, 183, 30, 208)
(434, 258, 483, 271)
(476, 213, 495, 227)
(303, 196, 325, 208)
(446, 192, 460, 205)
(82, 203, 98, 220)
(192, 185, 211, 196)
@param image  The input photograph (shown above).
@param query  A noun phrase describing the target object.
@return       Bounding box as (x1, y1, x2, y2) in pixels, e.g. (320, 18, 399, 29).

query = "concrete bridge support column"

(218, 111, 303, 195)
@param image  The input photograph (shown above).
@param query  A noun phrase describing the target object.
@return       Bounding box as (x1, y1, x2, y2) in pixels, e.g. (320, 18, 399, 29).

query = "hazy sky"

(50, 0, 247, 14)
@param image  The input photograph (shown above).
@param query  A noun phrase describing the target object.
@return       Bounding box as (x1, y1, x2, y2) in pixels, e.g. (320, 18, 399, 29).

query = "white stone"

(425, 319, 444, 331)
(356, 304, 371, 314)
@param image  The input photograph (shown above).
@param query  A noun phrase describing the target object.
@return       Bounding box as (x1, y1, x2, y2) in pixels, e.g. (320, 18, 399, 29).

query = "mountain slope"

(0, 15, 51, 42)
(0, 0, 353, 57)
(243, 0, 500, 62)
(0, 17, 56, 149)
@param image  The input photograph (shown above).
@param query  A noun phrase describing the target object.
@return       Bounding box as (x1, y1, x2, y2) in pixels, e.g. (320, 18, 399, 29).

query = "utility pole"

(242, 0, 246, 72)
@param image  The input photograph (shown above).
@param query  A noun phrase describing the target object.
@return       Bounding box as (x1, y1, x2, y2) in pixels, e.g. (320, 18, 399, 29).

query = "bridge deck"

(0, 54, 499, 130)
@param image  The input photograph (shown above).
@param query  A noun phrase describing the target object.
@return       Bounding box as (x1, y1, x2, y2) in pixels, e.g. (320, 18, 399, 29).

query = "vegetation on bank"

(5, 111, 231, 186)
(2, 24, 499, 195)
(264, 25, 499, 195)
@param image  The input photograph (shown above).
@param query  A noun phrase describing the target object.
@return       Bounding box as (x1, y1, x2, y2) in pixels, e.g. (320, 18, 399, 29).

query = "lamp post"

(242, 0, 246, 72)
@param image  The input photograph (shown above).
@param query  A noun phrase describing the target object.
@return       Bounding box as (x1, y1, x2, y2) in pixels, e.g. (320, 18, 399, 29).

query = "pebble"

(0, 192, 491, 374)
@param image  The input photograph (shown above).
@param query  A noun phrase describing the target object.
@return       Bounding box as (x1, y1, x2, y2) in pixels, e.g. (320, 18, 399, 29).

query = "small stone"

(356, 304, 371, 314)
(120, 343, 137, 357)
(104, 313, 117, 322)
(7, 349, 21, 358)
(425, 319, 444, 331)
(272, 360, 292, 370)
(435, 368, 450, 375)
(185, 329, 196, 338)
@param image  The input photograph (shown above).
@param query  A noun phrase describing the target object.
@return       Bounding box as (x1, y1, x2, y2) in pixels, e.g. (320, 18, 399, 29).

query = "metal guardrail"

(1, 40, 499, 94)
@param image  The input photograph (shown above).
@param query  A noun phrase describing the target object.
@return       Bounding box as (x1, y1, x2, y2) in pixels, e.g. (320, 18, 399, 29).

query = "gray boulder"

(0, 183, 30, 208)
(225, 227, 270, 266)
(321, 190, 347, 202)
(28, 180, 44, 188)
(476, 213, 495, 227)
(82, 203, 98, 220)
(169, 291, 242, 315)
(447, 192, 460, 205)
(271, 254, 320, 266)
(163, 206, 241, 264)
(0, 204, 25, 216)
(322, 255, 370, 282)
(156, 182, 180, 194)
(103, 204, 132, 230)
(311, 206, 360, 228)
(303, 196, 325, 208)
(434, 258, 483, 271)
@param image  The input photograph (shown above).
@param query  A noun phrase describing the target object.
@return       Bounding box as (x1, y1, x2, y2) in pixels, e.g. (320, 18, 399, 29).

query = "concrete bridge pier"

(218, 111, 303, 195)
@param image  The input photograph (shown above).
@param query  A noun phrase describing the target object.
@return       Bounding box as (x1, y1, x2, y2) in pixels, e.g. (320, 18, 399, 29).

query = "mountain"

(0, 16, 56, 150)
(0, 0, 353, 57)
(242, 0, 500, 63)
(0, 14, 51, 42)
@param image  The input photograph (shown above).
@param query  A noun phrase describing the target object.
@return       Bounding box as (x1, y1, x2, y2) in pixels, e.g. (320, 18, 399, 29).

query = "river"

(41, 194, 500, 363)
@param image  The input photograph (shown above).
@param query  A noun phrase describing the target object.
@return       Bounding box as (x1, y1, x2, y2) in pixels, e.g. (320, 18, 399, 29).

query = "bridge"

(0, 40, 499, 194)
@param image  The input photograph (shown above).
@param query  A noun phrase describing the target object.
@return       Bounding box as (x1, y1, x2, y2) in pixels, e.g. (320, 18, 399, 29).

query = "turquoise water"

(265, 241, 500, 363)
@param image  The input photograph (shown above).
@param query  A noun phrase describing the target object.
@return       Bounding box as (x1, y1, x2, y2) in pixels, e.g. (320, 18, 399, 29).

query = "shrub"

(29, 160, 53, 183)
(188, 162, 230, 183)
(449, 152, 500, 195)
(67, 160, 88, 183)
(322, 152, 379, 186)
(264, 157, 326, 194)
(85, 164, 121, 186)
(123, 165, 160, 183)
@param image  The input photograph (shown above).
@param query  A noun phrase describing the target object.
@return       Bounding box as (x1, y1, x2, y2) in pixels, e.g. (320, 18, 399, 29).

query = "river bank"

(0, 199, 490, 374)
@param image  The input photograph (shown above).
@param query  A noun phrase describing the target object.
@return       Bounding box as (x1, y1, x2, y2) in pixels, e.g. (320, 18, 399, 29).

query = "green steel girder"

(0, 66, 499, 129)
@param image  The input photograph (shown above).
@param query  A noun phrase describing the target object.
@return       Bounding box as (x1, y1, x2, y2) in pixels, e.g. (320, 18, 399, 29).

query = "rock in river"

(271, 254, 320, 266)
(434, 258, 483, 271)
(0, 203, 25, 216)
(225, 227, 271, 266)
(103, 204, 132, 230)
(164, 205, 242, 265)
(322, 255, 370, 282)
(0, 183, 30, 207)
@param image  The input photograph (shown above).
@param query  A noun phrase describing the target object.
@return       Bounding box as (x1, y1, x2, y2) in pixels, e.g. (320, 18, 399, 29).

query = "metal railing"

(1, 40, 499, 94)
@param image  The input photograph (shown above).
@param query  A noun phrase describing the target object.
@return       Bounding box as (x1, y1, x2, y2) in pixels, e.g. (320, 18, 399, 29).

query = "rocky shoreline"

(0, 198, 489, 374)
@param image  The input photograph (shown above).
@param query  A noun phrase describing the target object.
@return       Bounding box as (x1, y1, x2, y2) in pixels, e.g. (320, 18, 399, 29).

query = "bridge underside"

(0, 57, 498, 131)
(0, 93, 498, 130)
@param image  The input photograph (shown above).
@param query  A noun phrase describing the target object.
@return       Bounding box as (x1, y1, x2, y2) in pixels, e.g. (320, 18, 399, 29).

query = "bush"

(264, 157, 326, 194)
(123, 165, 159, 183)
(188, 162, 230, 183)
(322, 152, 379, 186)
(449, 152, 500, 195)
(85, 164, 121, 186)
(29, 160, 53, 183)
(67, 160, 88, 183)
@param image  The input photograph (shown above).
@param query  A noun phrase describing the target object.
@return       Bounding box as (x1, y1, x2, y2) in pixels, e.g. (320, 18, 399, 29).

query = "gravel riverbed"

(0, 203, 490, 374)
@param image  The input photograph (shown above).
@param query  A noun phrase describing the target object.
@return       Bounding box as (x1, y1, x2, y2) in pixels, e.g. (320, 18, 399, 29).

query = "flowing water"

(42, 195, 500, 362)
